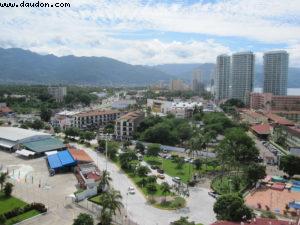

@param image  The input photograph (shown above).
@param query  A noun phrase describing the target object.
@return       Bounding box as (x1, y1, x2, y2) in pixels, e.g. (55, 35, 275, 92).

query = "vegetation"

(97, 170, 112, 194)
(135, 116, 192, 145)
(73, 213, 94, 225)
(279, 155, 300, 177)
(4, 183, 13, 197)
(213, 194, 253, 222)
(98, 189, 123, 225)
(170, 217, 196, 225)
(0, 173, 7, 191)
(146, 144, 161, 156)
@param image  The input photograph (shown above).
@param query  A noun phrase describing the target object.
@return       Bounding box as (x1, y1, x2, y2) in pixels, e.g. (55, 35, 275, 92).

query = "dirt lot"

(0, 150, 89, 225)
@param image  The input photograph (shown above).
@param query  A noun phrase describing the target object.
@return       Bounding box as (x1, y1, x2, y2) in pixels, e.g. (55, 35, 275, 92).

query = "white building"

(214, 54, 230, 101)
(263, 50, 289, 96)
(115, 111, 145, 140)
(231, 52, 255, 105)
(48, 86, 67, 102)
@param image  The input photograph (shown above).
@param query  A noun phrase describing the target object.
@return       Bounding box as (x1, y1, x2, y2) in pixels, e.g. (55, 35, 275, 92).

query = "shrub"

(0, 214, 6, 224)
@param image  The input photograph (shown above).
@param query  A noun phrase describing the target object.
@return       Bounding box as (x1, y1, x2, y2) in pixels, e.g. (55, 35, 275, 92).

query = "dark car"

(151, 165, 159, 170)
(157, 168, 164, 174)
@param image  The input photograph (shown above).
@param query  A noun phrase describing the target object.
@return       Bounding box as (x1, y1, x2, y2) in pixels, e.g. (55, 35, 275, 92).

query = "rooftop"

(265, 113, 294, 126)
(69, 147, 93, 163)
(251, 124, 272, 135)
(211, 218, 294, 225)
(118, 111, 144, 122)
(22, 137, 65, 153)
(76, 109, 119, 117)
(0, 127, 50, 142)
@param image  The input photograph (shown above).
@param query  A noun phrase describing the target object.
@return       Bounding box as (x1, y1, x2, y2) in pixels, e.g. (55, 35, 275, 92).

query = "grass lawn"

(144, 156, 193, 183)
(0, 192, 27, 214)
(144, 156, 221, 184)
(89, 195, 102, 205)
(211, 174, 248, 195)
(154, 196, 186, 210)
(5, 210, 40, 225)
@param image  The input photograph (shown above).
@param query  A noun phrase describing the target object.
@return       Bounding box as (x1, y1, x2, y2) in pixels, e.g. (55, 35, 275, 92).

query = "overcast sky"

(1, 0, 300, 66)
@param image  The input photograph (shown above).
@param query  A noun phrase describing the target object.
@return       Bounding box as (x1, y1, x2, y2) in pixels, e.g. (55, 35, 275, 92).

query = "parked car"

(151, 165, 159, 170)
(172, 177, 181, 183)
(157, 174, 165, 179)
(157, 168, 164, 174)
(128, 187, 135, 194)
(208, 191, 218, 198)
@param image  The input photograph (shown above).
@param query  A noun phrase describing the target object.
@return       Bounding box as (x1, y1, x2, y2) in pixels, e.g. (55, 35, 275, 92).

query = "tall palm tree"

(100, 189, 123, 224)
(160, 182, 171, 202)
(0, 172, 7, 191)
(98, 170, 112, 193)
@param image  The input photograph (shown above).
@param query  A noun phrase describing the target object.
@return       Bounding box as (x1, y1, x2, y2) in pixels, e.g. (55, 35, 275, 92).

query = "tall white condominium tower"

(214, 54, 230, 100)
(263, 50, 289, 96)
(192, 69, 204, 94)
(231, 52, 255, 105)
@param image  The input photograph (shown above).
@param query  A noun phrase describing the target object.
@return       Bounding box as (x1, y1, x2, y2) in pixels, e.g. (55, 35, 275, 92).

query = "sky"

(1, 0, 300, 66)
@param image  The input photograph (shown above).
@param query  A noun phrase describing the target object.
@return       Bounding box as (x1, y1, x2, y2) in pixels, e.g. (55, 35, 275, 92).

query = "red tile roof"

(265, 113, 294, 126)
(211, 218, 293, 225)
(69, 148, 93, 163)
(251, 124, 271, 135)
(0, 106, 13, 113)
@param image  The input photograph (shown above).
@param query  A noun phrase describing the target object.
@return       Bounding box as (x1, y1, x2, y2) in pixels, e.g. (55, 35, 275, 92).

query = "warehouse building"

(0, 127, 65, 156)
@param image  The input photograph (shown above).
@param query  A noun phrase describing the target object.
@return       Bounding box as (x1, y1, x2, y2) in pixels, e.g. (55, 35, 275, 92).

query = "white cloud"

(0, 0, 300, 65)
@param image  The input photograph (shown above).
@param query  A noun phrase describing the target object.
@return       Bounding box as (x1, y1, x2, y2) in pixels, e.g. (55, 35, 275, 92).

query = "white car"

(128, 187, 135, 194)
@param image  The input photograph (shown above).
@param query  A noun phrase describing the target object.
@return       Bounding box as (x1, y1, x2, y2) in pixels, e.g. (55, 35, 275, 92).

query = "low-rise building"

(0, 103, 13, 117)
(239, 109, 268, 125)
(281, 125, 300, 150)
(115, 111, 144, 140)
(74, 109, 121, 129)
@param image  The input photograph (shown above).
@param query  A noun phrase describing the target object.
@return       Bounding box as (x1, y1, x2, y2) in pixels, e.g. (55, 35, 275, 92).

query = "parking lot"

(0, 150, 87, 225)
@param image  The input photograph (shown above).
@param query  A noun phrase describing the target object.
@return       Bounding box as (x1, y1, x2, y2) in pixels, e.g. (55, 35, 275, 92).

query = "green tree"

(40, 107, 52, 122)
(194, 159, 202, 170)
(177, 123, 193, 141)
(106, 141, 119, 161)
(147, 144, 161, 156)
(4, 182, 13, 197)
(147, 175, 157, 184)
(213, 194, 253, 222)
(98, 170, 112, 193)
(146, 183, 157, 199)
(135, 142, 145, 154)
(170, 217, 195, 225)
(280, 155, 300, 178)
(65, 127, 80, 138)
(31, 119, 44, 130)
(0, 214, 6, 224)
(161, 182, 171, 202)
(217, 128, 259, 168)
(137, 166, 150, 177)
(0, 172, 7, 190)
(244, 163, 266, 185)
(119, 151, 138, 171)
(176, 157, 185, 170)
(100, 189, 123, 224)
(73, 213, 94, 225)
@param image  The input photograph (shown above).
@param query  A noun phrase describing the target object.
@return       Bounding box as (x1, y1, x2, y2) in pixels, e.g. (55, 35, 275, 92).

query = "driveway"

(75, 144, 216, 225)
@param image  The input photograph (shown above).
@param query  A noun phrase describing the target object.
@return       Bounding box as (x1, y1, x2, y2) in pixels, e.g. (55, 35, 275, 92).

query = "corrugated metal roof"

(47, 150, 76, 170)
(48, 154, 62, 169)
(0, 127, 50, 142)
(23, 137, 65, 153)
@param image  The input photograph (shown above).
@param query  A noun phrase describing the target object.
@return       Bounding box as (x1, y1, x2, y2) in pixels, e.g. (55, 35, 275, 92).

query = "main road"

(74, 143, 216, 225)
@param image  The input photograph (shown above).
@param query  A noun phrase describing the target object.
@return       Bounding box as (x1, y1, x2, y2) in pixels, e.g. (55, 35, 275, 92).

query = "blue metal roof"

(48, 154, 62, 169)
(47, 150, 76, 170)
(289, 201, 300, 209)
(58, 150, 76, 166)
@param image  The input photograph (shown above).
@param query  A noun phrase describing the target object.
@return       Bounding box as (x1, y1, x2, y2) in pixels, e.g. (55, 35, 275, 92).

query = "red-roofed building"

(265, 113, 294, 126)
(211, 218, 296, 225)
(250, 124, 272, 139)
(0, 104, 13, 116)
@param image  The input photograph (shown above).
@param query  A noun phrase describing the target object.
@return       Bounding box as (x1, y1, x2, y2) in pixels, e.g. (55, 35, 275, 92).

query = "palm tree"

(100, 189, 123, 223)
(0, 172, 7, 191)
(160, 182, 171, 202)
(98, 170, 112, 193)
(99, 209, 112, 225)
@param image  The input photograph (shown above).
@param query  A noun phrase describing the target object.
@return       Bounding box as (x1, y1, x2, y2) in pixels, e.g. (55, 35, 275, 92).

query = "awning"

(0, 139, 15, 148)
(16, 149, 35, 157)
(45, 151, 58, 156)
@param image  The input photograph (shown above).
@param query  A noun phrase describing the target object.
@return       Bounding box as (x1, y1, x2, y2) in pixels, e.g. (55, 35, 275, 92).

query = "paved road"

(75, 144, 216, 225)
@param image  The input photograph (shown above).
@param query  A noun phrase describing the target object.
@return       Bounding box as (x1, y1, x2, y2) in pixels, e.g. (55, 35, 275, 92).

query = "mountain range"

(0, 47, 299, 88)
